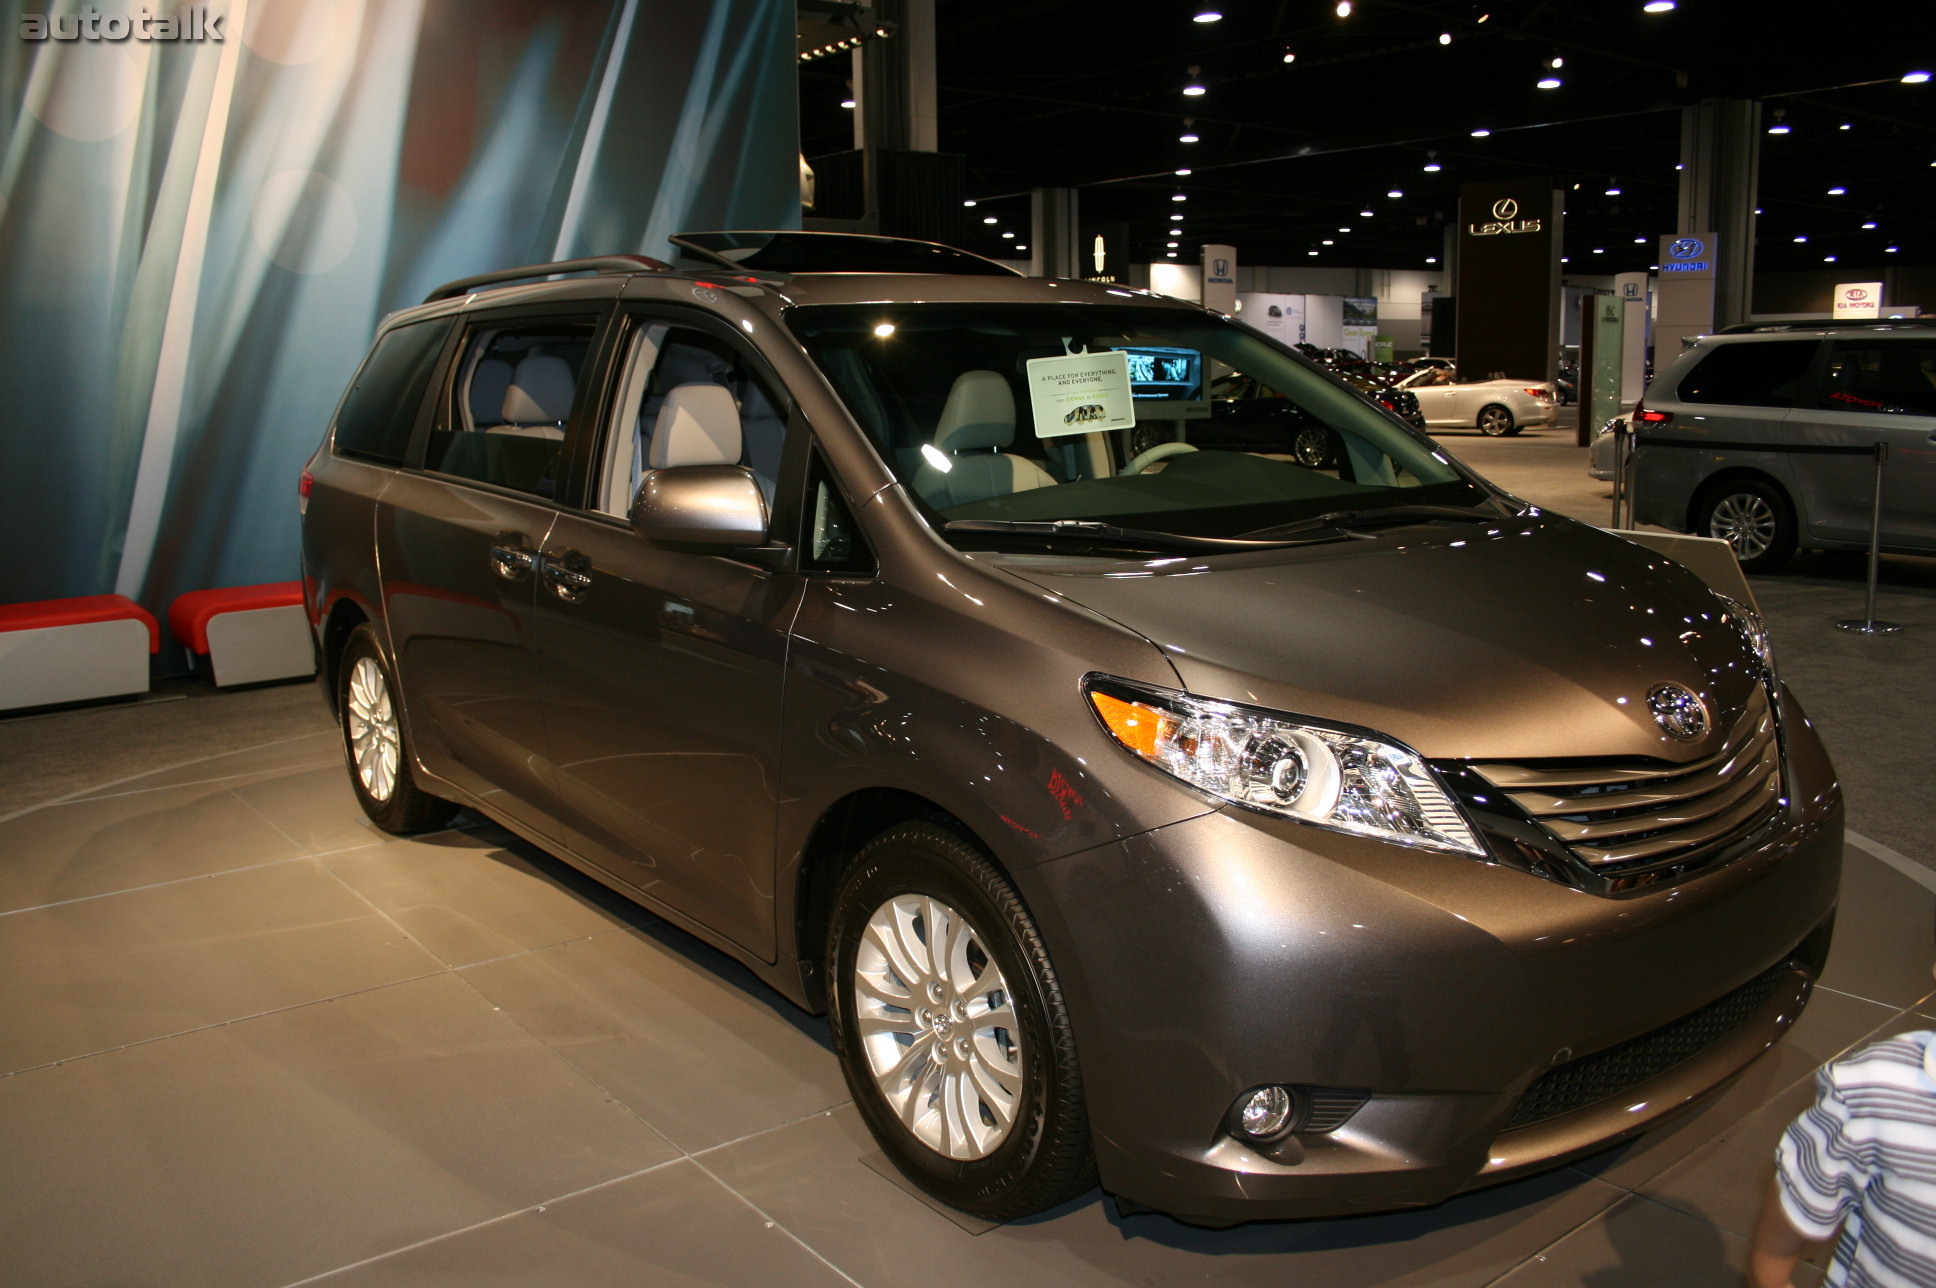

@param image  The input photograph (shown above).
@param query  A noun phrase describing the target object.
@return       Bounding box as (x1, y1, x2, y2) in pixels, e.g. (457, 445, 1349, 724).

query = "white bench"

(0, 594, 157, 710)
(167, 582, 316, 688)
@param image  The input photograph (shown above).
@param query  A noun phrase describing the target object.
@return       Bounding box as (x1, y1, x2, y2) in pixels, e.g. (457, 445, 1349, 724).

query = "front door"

(532, 311, 802, 959)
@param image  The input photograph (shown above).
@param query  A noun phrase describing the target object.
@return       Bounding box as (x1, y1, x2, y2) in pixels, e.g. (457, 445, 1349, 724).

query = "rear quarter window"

(1675, 340, 1817, 408)
(331, 318, 452, 464)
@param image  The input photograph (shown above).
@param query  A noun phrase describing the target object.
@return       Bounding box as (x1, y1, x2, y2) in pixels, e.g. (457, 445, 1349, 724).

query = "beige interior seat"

(649, 383, 743, 468)
(912, 370, 1056, 508)
(495, 354, 573, 440)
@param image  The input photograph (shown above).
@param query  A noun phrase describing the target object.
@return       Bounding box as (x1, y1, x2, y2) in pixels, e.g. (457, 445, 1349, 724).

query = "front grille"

(1469, 685, 1780, 875)
(1302, 1089, 1370, 1134)
(1503, 959, 1796, 1132)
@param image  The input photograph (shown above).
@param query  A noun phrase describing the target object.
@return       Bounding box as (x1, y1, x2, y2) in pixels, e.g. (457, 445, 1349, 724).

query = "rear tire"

(1477, 404, 1517, 436)
(1292, 424, 1337, 468)
(338, 624, 458, 834)
(1696, 478, 1797, 573)
(827, 821, 1095, 1220)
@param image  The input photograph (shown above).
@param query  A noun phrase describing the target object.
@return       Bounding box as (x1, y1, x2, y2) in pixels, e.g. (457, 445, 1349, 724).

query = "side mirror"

(629, 465, 769, 547)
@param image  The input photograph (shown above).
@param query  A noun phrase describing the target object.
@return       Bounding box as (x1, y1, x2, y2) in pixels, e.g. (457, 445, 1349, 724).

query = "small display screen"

(1123, 346, 1202, 400)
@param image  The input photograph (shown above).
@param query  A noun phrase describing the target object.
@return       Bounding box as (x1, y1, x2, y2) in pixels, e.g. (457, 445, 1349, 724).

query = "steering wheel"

(1120, 441, 1198, 476)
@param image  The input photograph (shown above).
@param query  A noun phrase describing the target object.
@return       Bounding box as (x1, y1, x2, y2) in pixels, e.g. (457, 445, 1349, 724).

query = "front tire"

(827, 822, 1095, 1220)
(338, 624, 458, 834)
(1696, 478, 1797, 573)
(1477, 404, 1517, 436)
(1292, 424, 1337, 468)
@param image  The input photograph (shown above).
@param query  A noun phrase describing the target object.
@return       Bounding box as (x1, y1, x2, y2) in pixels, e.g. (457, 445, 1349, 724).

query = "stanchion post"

(1834, 441, 1903, 636)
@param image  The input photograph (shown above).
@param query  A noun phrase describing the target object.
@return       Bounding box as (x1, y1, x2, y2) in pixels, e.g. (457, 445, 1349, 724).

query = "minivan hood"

(978, 516, 1761, 762)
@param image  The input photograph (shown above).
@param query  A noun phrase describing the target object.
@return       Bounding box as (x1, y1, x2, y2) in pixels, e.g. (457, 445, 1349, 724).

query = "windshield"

(787, 303, 1489, 542)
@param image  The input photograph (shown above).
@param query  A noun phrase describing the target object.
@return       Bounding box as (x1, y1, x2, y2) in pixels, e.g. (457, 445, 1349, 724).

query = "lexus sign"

(1468, 196, 1543, 236)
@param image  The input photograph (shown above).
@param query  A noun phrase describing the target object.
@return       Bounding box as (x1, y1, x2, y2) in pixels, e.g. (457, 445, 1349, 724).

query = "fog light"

(1235, 1086, 1295, 1140)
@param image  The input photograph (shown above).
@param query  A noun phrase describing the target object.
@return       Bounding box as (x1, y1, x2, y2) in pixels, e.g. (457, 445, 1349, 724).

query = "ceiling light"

(1339, 226, 1352, 232)
(1173, 194, 1188, 202)
(1904, 71, 1932, 83)
(1592, 248, 1605, 254)
(1002, 231, 1015, 238)
(1175, 168, 1192, 175)
(963, 200, 977, 207)
(1793, 235, 1807, 243)
(1439, 32, 1452, 44)
(1549, 56, 1564, 68)
(1359, 208, 1375, 217)
(1768, 110, 1790, 135)
(1179, 132, 1200, 143)
(1387, 189, 1403, 198)
(1471, 128, 1491, 137)
(1193, 8, 1222, 21)
(1426, 256, 1438, 263)
(1649, 265, 1659, 270)
(1643, 0, 1675, 11)
(983, 216, 998, 225)
(1827, 186, 1846, 195)
(1634, 237, 1646, 244)
(1017, 245, 1028, 252)
(1170, 213, 1184, 221)
(1282, 49, 1296, 63)
(1823, 255, 1836, 262)
(873, 323, 895, 337)
(1605, 185, 1622, 195)
(1840, 123, 1853, 130)
(1167, 241, 1179, 247)
(1308, 249, 1320, 255)
(1886, 245, 1899, 252)
(1183, 84, 1207, 96)
(1537, 75, 1562, 89)
(1767, 123, 1789, 134)
(1423, 162, 1442, 172)
(1560, 256, 1570, 263)
(1167, 251, 1178, 258)
(1862, 221, 1878, 229)
(840, 98, 856, 109)
(1335, 1, 1352, 15)
(1323, 239, 1335, 245)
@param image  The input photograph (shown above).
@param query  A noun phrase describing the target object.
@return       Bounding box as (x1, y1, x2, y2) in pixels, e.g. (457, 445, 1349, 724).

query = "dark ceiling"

(799, 0, 1936, 281)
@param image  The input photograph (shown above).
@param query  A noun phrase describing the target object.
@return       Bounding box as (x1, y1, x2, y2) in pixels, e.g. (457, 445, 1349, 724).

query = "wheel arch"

(791, 787, 1001, 1013)
(319, 597, 371, 713)
(1686, 465, 1791, 532)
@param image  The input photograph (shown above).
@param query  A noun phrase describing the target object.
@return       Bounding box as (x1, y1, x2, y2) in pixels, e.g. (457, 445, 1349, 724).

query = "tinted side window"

(331, 318, 450, 463)
(1819, 340, 1936, 416)
(424, 321, 598, 499)
(1676, 340, 1817, 408)
(802, 454, 874, 575)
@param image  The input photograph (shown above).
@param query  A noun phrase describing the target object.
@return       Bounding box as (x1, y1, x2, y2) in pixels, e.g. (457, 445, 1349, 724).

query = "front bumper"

(1018, 684, 1841, 1223)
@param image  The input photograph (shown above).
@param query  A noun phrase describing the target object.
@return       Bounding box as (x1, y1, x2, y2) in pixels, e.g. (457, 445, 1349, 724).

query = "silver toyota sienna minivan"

(300, 232, 1841, 1226)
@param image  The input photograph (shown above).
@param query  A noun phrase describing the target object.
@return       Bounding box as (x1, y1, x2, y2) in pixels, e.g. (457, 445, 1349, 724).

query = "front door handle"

(490, 532, 538, 581)
(540, 549, 593, 602)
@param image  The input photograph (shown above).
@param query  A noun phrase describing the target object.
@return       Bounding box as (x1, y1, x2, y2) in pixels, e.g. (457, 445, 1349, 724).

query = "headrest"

(469, 358, 513, 424)
(502, 354, 574, 424)
(649, 384, 742, 468)
(934, 370, 1015, 452)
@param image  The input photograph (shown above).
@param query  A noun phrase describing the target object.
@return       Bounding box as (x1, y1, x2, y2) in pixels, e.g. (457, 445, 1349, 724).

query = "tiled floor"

(3, 426, 1933, 1286)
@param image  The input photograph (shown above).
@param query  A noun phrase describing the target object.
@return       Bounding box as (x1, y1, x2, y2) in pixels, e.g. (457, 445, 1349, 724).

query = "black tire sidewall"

(827, 824, 1076, 1216)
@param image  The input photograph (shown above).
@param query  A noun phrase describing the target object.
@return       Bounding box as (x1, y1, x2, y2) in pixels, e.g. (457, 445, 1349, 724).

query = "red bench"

(167, 582, 316, 687)
(0, 594, 158, 710)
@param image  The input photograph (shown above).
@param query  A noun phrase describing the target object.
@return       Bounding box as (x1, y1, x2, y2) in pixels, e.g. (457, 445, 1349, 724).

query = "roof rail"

(422, 254, 670, 305)
(1716, 318, 1930, 333)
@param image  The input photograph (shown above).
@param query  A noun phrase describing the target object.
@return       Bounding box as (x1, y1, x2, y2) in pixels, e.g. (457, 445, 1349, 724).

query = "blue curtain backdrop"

(0, 0, 799, 629)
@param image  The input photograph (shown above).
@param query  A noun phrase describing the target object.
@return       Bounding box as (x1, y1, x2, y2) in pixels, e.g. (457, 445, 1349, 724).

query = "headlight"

(1716, 595, 1777, 680)
(1083, 675, 1483, 855)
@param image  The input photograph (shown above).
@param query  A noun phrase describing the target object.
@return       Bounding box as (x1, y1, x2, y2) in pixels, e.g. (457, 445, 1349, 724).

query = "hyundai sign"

(1657, 233, 1717, 279)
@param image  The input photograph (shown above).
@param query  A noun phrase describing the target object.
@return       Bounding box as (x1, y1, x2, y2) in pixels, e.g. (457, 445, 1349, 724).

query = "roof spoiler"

(422, 254, 670, 305)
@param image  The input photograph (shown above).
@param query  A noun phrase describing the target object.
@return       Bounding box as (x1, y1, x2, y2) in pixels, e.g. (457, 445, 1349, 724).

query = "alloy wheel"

(345, 656, 401, 803)
(853, 893, 1022, 1160)
(1707, 492, 1777, 561)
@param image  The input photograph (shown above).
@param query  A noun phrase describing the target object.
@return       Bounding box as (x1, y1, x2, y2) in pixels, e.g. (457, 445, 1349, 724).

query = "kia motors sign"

(1833, 281, 1884, 320)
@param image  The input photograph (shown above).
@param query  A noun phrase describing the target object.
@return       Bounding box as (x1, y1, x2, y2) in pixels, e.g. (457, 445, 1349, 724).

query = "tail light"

(1633, 406, 1673, 425)
(298, 468, 313, 515)
(1523, 388, 1553, 399)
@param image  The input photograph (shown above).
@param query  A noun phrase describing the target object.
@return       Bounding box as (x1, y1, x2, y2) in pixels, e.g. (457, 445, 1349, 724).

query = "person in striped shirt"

(1748, 1024, 1936, 1287)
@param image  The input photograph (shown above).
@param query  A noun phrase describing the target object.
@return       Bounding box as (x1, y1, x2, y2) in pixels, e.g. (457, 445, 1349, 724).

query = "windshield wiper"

(1238, 504, 1504, 540)
(942, 518, 1346, 553)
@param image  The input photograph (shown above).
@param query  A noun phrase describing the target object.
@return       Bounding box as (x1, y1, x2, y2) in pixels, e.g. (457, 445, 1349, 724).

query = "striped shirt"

(1776, 1030, 1936, 1288)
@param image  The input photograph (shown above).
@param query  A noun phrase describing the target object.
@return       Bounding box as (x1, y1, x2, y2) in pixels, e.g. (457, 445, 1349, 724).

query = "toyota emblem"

(1491, 198, 1519, 220)
(1646, 683, 1710, 741)
(1669, 238, 1705, 261)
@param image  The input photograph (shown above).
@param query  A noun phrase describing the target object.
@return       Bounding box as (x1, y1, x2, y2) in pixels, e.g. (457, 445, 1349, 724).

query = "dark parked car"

(302, 231, 1840, 1227)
